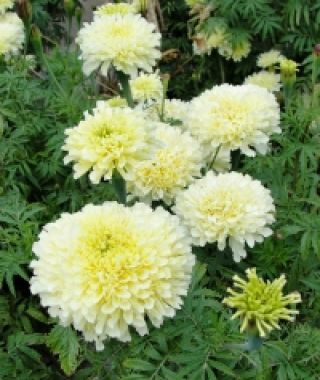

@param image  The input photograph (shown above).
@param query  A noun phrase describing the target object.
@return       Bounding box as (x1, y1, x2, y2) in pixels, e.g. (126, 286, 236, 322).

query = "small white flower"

(174, 171, 275, 262)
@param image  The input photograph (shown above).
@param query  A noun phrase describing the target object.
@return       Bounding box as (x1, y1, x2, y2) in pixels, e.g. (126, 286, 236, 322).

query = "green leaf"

(47, 325, 81, 376)
(123, 358, 156, 372)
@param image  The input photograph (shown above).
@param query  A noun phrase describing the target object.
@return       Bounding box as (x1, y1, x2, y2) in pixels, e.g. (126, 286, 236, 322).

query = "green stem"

(160, 74, 170, 122)
(42, 54, 68, 98)
(112, 171, 127, 205)
(311, 54, 319, 106)
(117, 71, 134, 108)
(219, 56, 226, 84)
(244, 333, 264, 351)
(208, 145, 222, 171)
(66, 16, 72, 50)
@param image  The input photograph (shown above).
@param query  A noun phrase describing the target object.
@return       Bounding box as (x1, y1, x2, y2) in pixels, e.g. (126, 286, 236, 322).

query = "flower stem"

(112, 171, 127, 205)
(244, 333, 264, 351)
(208, 145, 222, 171)
(117, 71, 134, 108)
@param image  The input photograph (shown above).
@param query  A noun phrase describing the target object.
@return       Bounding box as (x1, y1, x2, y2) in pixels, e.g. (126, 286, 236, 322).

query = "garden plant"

(0, 0, 320, 379)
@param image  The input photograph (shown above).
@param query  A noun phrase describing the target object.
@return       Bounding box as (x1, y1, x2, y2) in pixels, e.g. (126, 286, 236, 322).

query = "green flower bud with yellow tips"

(223, 268, 301, 337)
(280, 58, 298, 85)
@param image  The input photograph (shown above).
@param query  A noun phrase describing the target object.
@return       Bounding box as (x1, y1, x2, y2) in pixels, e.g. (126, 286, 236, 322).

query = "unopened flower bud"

(280, 58, 298, 86)
(64, 0, 76, 18)
(16, 0, 32, 25)
(314, 44, 320, 57)
(30, 25, 44, 59)
(75, 6, 82, 28)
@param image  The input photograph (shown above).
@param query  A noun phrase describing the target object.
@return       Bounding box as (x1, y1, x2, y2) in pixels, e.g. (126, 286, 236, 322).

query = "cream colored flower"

(0, 0, 14, 13)
(257, 50, 283, 69)
(231, 40, 251, 62)
(245, 71, 281, 92)
(174, 172, 275, 262)
(105, 96, 128, 108)
(77, 13, 161, 77)
(207, 27, 228, 49)
(63, 101, 155, 184)
(163, 99, 189, 125)
(187, 84, 280, 156)
(30, 202, 195, 350)
(127, 124, 204, 204)
(130, 72, 163, 102)
(94, 2, 137, 17)
(223, 268, 301, 336)
(0, 12, 24, 58)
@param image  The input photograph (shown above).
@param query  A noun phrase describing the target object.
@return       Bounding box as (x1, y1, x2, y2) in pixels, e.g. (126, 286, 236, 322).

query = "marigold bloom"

(127, 124, 204, 204)
(207, 27, 228, 49)
(63, 101, 155, 184)
(223, 268, 301, 336)
(245, 71, 281, 92)
(30, 202, 195, 350)
(257, 49, 283, 69)
(0, 0, 14, 13)
(187, 84, 280, 156)
(0, 12, 24, 58)
(76, 13, 161, 77)
(174, 172, 275, 262)
(130, 72, 163, 102)
(231, 40, 251, 62)
(94, 2, 136, 17)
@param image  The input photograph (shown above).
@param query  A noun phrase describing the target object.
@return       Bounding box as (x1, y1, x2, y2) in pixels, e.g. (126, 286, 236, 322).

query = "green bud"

(64, 0, 76, 18)
(280, 58, 298, 86)
(16, 0, 33, 25)
(30, 25, 44, 60)
(75, 6, 83, 28)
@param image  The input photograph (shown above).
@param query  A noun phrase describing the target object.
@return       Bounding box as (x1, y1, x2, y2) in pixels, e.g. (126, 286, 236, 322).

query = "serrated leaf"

(47, 325, 80, 376)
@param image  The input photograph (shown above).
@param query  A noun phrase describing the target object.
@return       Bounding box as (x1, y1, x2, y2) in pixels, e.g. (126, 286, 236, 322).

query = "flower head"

(63, 101, 155, 184)
(30, 202, 195, 350)
(105, 96, 128, 108)
(130, 72, 163, 102)
(223, 268, 301, 336)
(257, 49, 283, 69)
(77, 13, 161, 77)
(187, 84, 280, 156)
(127, 124, 204, 204)
(94, 2, 137, 17)
(0, 12, 24, 58)
(245, 71, 281, 92)
(280, 58, 299, 77)
(163, 99, 189, 125)
(231, 39, 251, 62)
(0, 0, 14, 13)
(174, 172, 275, 262)
(207, 26, 228, 49)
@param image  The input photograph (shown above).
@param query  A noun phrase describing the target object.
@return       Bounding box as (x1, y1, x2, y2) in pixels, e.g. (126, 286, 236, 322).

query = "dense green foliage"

(0, 1, 319, 379)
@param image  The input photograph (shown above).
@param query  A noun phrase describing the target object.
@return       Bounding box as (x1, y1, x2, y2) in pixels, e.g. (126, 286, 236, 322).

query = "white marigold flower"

(0, 13, 24, 58)
(0, 0, 14, 13)
(30, 202, 195, 351)
(164, 99, 189, 125)
(207, 27, 228, 49)
(94, 2, 137, 17)
(127, 124, 204, 204)
(257, 50, 283, 69)
(63, 101, 155, 184)
(130, 72, 163, 102)
(245, 71, 281, 93)
(174, 172, 275, 262)
(76, 13, 161, 77)
(187, 84, 280, 156)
